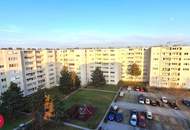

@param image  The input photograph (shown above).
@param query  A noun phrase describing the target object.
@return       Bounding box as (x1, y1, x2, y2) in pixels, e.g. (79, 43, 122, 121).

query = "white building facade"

(1, 45, 190, 96)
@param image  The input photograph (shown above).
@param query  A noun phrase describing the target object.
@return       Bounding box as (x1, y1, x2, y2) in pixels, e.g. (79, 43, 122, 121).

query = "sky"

(0, 0, 190, 48)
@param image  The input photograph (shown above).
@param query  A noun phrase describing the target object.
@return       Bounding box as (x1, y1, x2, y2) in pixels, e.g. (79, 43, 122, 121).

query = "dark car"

(156, 99, 161, 106)
(150, 99, 157, 106)
(138, 95, 145, 104)
(107, 112, 115, 121)
(168, 101, 179, 110)
(138, 112, 146, 128)
(182, 99, 190, 107)
(115, 113, 123, 122)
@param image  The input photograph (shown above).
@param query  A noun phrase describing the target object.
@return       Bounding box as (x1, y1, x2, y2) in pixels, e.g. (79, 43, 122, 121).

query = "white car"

(161, 97, 168, 103)
(146, 111, 153, 120)
(113, 105, 118, 111)
(127, 87, 132, 91)
(119, 91, 124, 97)
(145, 98, 150, 104)
(130, 113, 137, 126)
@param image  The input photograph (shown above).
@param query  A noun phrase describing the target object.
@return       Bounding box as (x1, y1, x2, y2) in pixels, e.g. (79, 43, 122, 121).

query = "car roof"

(132, 114, 137, 118)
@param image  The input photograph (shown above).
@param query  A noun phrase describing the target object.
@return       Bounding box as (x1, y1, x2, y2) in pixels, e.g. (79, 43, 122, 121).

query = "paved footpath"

(64, 122, 90, 130)
(81, 88, 117, 93)
(114, 101, 190, 120)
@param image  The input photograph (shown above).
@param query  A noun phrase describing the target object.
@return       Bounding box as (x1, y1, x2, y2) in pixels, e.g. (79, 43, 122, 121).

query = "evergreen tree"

(59, 66, 72, 93)
(91, 67, 106, 87)
(0, 82, 24, 120)
(30, 89, 46, 130)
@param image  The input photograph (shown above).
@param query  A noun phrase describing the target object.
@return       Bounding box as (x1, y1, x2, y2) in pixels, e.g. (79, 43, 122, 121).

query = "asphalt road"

(102, 121, 147, 130)
(114, 101, 190, 120)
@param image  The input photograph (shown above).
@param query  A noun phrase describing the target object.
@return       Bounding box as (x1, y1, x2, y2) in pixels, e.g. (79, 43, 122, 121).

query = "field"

(2, 115, 31, 130)
(63, 89, 116, 129)
(46, 86, 67, 100)
(86, 85, 119, 92)
(43, 122, 80, 130)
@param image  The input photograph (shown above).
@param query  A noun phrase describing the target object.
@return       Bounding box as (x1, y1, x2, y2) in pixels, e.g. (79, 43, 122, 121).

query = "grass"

(43, 122, 80, 130)
(86, 85, 119, 92)
(46, 86, 66, 100)
(2, 115, 31, 130)
(63, 89, 116, 129)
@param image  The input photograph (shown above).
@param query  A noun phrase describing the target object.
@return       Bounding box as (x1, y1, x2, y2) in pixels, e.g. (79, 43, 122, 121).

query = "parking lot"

(101, 87, 190, 130)
(102, 106, 190, 130)
(116, 88, 190, 111)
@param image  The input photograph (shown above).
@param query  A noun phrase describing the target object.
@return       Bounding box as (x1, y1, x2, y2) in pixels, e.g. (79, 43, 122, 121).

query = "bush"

(117, 80, 147, 88)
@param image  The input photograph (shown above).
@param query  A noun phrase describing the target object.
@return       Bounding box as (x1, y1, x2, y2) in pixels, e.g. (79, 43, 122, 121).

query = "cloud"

(0, 25, 21, 33)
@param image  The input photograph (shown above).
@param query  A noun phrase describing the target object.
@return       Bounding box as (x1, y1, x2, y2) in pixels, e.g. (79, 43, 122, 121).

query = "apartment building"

(0, 48, 57, 96)
(86, 48, 121, 85)
(56, 49, 87, 86)
(0, 49, 25, 95)
(55, 48, 149, 85)
(1, 45, 190, 96)
(21, 49, 56, 95)
(149, 46, 190, 89)
(117, 48, 150, 82)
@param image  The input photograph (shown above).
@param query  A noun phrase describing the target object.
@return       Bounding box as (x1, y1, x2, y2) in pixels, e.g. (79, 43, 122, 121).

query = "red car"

(139, 88, 144, 92)
(138, 112, 146, 128)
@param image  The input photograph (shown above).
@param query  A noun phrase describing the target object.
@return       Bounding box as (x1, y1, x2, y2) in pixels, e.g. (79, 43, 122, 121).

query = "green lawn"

(46, 86, 66, 100)
(63, 89, 116, 129)
(43, 122, 80, 130)
(2, 115, 31, 130)
(86, 85, 119, 92)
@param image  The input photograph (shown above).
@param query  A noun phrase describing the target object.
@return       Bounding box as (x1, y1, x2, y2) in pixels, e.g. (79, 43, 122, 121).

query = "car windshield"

(132, 118, 136, 121)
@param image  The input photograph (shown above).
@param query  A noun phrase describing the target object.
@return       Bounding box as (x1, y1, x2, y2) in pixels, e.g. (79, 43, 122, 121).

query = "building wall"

(55, 49, 87, 86)
(0, 49, 24, 95)
(1, 46, 190, 96)
(149, 46, 190, 89)
(86, 48, 121, 85)
(55, 48, 149, 86)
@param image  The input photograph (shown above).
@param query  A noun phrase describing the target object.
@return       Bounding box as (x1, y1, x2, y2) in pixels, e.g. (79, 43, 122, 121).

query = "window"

(0, 65, 4, 68)
(1, 78, 6, 82)
(9, 64, 17, 68)
(184, 53, 188, 55)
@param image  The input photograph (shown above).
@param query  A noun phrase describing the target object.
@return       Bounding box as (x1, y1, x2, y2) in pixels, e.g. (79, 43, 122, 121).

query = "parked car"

(138, 112, 146, 128)
(129, 110, 138, 126)
(182, 99, 190, 107)
(150, 99, 157, 106)
(156, 99, 161, 106)
(138, 95, 145, 104)
(168, 101, 179, 110)
(139, 88, 145, 92)
(110, 105, 119, 113)
(113, 105, 119, 111)
(146, 111, 153, 120)
(161, 97, 168, 103)
(135, 87, 140, 91)
(115, 113, 123, 122)
(127, 87, 132, 91)
(119, 91, 124, 97)
(145, 98, 150, 105)
(107, 112, 115, 121)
